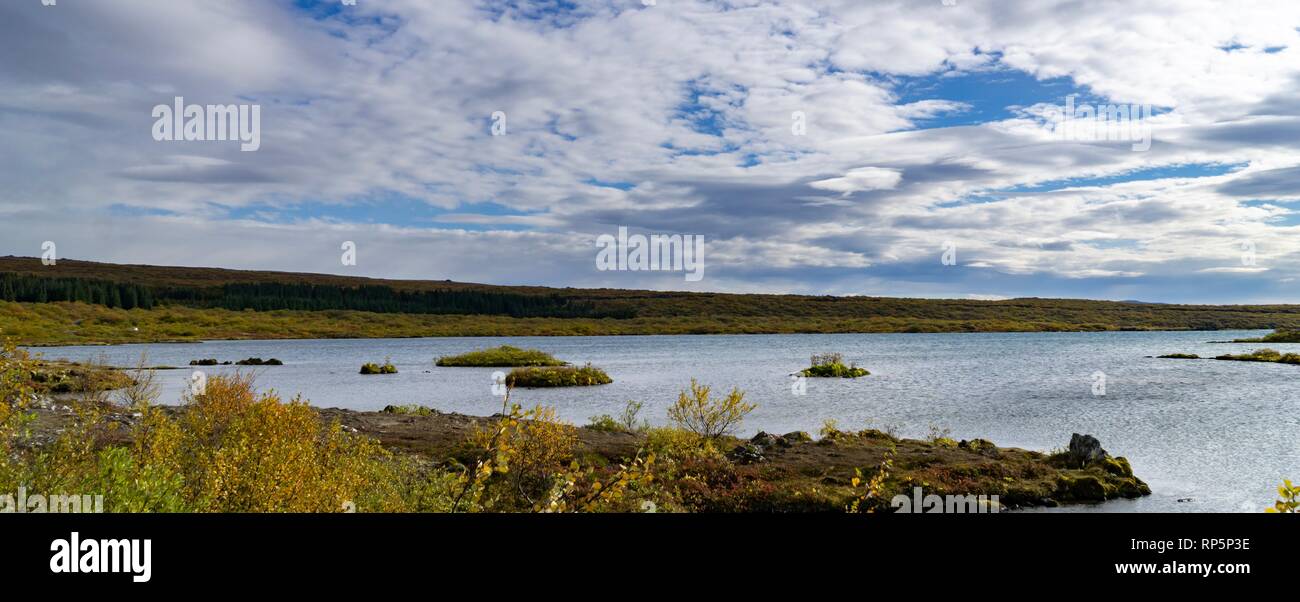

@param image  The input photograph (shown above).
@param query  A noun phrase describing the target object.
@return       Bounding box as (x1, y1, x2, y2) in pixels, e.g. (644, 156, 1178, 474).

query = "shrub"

(1267, 479, 1299, 513)
(453, 394, 654, 513)
(926, 425, 958, 448)
(846, 447, 895, 513)
(644, 426, 717, 460)
(667, 379, 754, 439)
(436, 345, 566, 367)
(587, 400, 648, 433)
(505, 363, 611, 388)
(172, 374, 398, 512)
(2, 367, 413, 512)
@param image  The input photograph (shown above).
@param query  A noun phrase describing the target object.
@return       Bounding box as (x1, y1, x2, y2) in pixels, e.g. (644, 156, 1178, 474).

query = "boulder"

(750, 431, 788, 449)
(728, 443, 766, 464)
(782, 431, 813, 443)
(1066, 433, 1109, 467)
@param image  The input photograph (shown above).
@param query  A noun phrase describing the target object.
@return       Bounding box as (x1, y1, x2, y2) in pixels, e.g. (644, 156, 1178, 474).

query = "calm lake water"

(29, 330, 1300, 513)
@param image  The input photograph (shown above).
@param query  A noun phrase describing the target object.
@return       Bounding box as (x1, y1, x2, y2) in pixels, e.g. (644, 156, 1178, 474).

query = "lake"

(28, 330, 1300, 513)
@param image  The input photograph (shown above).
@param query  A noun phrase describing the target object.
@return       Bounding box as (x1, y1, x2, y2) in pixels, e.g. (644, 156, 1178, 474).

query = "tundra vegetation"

(800, 352, 869, 378)
(435, 345, 566, 367)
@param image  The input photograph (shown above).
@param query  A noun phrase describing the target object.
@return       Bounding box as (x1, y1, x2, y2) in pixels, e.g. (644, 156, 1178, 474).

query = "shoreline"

(25, 401, 1153, 512)
(15, 326, 1273, 349)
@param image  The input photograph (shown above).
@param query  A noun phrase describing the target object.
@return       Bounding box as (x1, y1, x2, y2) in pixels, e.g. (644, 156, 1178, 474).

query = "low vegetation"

(1268, 479, 1299, 513)
(1231, 329, 1300, 343)
(799, 352, 869, 378)
(435, 345, 566, 367)
(236, 357, 283, 366)
(1157, 353, 1200, 359)
(667, 379, 754, 439)
(588, 400, 649, 434)
(505, 364, 611, 388)
(1213, 348, 1300, 365)
(360, 360, 399, 375)
(382, 404, 437, 417)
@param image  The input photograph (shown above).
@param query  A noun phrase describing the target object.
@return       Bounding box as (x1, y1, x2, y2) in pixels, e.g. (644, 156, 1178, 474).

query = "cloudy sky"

(3, 0, 1300, 302)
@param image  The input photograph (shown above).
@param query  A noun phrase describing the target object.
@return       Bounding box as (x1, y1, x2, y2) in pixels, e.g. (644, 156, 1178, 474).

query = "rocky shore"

(25, 402, 1151, 512)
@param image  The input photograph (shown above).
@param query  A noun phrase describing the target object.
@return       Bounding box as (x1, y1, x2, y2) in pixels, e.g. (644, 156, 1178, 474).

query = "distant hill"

(3, 256, 1300, 336)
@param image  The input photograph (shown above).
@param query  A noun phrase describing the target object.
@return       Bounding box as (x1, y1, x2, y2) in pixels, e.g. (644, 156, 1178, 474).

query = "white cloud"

(2, 0, 1300, 302)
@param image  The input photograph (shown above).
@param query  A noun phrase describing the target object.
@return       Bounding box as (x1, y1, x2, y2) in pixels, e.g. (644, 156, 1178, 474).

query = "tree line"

(0, 273, 633, 319)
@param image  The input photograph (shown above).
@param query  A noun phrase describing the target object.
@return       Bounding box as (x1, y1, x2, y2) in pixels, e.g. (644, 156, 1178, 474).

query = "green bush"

(667, 379, 754, 439)
(587, 400, 648, 433)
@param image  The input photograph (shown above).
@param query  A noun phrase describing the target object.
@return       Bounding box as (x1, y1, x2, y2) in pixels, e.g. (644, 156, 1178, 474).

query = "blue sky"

(4, 0, 1300, 303)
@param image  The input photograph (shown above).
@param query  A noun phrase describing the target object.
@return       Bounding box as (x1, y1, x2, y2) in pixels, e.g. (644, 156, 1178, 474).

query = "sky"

(3, 0, 1300, 303)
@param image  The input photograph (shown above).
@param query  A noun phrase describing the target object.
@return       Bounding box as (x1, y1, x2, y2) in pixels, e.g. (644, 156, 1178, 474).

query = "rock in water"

(1067, 433, 1109, 467)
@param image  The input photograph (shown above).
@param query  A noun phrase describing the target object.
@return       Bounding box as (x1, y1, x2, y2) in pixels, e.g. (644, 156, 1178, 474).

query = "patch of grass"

(799, 352, 869, 378)
(382, 404, 437, 417)
(435, 345, 566, 367)
(505, 363, 611, 387)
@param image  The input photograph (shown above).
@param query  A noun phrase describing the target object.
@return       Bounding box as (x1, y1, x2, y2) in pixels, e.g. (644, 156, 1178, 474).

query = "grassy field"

(6, 256, 1300, 345)
(6, 300, 1295, 346)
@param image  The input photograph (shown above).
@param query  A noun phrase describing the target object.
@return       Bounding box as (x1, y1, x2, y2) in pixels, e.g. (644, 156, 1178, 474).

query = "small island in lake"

(1229, 329, 1300, 343)
(360, 360, 399, 375)
(506, 363, 612, 387)
(1214, 348, 1300, 365)
(799, 352, 869, 378)
(436, 345, 567, 367)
